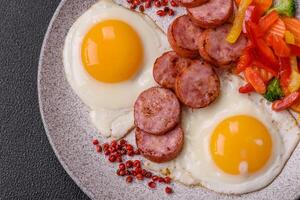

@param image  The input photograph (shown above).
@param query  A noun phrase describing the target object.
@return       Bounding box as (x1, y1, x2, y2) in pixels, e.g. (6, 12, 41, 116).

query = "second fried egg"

(145, 73, 300, 194)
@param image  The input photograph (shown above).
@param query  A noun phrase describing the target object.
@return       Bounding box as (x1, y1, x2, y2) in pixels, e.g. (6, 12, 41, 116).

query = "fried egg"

(63, 0, 168, 138)
(145, 72, 300, 194)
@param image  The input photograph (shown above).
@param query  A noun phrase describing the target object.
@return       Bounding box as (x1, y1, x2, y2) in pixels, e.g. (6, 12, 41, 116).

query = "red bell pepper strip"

(254, 67, 274, 82)
(252, 59, 278, 76)
(236, 0, 272, 12)
(250, 5, 264, 23)
(265, 33, 273, 46)
(266, 18, 286, 39)
(245, 21, 279, 67)
(256, 38, 279, 67)
(236, 45, 253, 74)
(244, 67, 266, 94)
(239, 83, 255, 93)
(258, 11, 279, 34)
(242, 6, 264, 33)
(245, 20, 264, 41)
(278, 57, 292, 88)
(269, 34, 291, 57)
(252, 0, 272, 13)
(289, 44, 300, 56)
(272, 91, 300, 111)
(243, 6, 255, 34)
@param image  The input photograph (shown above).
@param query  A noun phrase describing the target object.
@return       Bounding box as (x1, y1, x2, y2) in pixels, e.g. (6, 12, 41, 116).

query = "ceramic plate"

(38, 0, 300, 199)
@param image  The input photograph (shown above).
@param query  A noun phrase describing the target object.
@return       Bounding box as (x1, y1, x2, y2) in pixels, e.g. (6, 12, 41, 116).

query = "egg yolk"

(210, 115, 272, 175)
(81, 20, 143, 83)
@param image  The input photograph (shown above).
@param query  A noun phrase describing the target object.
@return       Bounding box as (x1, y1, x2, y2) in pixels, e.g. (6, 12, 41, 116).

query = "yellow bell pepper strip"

(283, 17, 300, 46)
(287, 55, 300, 93)
(289, 55, 300, 113)
(285, 31, 300, 56)
(280, 30, 300, 113)
(283, 31, 300, 93)
(287, 63, 300, 92)
(291, 95, 300, 113)
(285, 30, 295, 44)
(227, 0, 253, 43)
(290, 56, 298, 71)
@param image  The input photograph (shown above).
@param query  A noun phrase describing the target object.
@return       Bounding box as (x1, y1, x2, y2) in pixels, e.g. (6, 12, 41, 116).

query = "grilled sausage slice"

(136, 125, 184, 163)
(167, 15, 203, 58)
(134, 87, 181, 135)
(175, 60, 220, 108)
(153, 51, 192, 90)
(187, 0, 233, 28)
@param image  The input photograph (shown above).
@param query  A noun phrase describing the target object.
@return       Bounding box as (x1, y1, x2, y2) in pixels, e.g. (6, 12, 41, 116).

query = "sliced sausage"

(153, 51, 192, 89)
(136, 126, 184, 163)
(175, 60, 220, 108)
(198, 29, 235, 70)
(187, 0, 233, 28)
(198, 29, 215, 65)
(167, 15, 203, 58)
(134, 87, 180, 135)
(175, 0, 209, 8)
(204, 24, 248, 67)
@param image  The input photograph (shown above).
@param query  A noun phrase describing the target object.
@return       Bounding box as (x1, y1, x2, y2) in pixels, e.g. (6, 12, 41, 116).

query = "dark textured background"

(0, 0, 89, 199)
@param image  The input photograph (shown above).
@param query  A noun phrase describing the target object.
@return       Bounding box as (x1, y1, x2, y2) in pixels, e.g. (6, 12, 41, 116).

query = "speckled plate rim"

(37, 1, 300, 199)
(38, 0, 95, 199)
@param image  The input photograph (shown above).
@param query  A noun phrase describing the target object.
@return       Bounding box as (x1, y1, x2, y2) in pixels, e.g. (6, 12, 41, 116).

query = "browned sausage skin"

(175, 0, 209, 8)
(198, 29, 216, 65)
(187, 0, 233, 28)
(136, 126, 184, 163)
(153, 51, 192, 90)
(167, 15, 203, 58)
(134, 87, 181, 135)
(175, 60, 220, 108)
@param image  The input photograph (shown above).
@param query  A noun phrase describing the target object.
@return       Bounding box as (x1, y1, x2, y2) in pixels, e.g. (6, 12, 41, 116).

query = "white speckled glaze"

(38, 0, 300, 199)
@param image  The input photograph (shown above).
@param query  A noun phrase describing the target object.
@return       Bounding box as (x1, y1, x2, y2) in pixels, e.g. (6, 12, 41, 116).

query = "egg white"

(64, 0, 168, 110)
(63, 0, 169, 138)
(145, 72, 300, 194)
